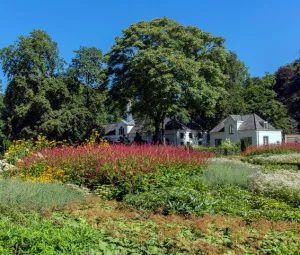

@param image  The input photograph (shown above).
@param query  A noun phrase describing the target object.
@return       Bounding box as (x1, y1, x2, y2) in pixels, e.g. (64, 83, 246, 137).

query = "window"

(229, 125, 233, 134)
(180, 133, 184, 139)
(198, 132, 202, 139)
(119, 126, 124, 135)
(247, 137, 252, 146)
(264, 122, 268, 129)
(189, 133, 193, 139)
(215, 139, 222, 147)
(263, 136, 269, 145)
(187, 142, 190, 146)
(180, 142, 184, 146)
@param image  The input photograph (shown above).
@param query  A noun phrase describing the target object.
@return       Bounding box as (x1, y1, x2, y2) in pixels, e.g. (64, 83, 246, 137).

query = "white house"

(210, 114, 282, 146)
(102, 107, 206, 146)
(164, 120, 207, 146)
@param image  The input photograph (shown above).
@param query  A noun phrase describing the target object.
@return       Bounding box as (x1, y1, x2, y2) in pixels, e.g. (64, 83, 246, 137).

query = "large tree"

(108, 17, 230, 142)
(192, 51, 249, 131)
(0, 30, 66, 139)
(0, 31, 107, 142)
(244, 74, 293, 134)
(68, 46, 108, 130)
(274, 60, 300, 132)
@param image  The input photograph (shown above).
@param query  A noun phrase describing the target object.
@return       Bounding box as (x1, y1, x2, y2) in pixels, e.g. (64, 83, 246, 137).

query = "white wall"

(103, 121, 130, 142)
(257, 131, 282, 145)
(237, 121, 243, 130)
(165, 129, 201, 146)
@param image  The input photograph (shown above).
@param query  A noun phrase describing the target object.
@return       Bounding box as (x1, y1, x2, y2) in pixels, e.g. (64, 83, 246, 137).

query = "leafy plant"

(123, 186, 211, 215)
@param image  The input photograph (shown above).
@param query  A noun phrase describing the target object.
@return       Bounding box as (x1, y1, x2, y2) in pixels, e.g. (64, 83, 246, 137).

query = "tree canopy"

(0, 30, 108, 143)
(108, 17, 230, 142)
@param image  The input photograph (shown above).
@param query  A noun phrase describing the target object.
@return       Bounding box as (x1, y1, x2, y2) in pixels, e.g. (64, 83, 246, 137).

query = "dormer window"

(119, 126, 124, 135)
(229, 125, 233, 134)
(264, 122, 268, 129)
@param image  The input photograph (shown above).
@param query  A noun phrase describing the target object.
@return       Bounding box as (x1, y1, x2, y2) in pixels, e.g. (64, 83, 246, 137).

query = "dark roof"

(210, 114, 278, 133)
(165, 121, 187, 130)
(165, 120, 201, 131)
(128, 120, 150, 134)
(103, 118, 202, 136)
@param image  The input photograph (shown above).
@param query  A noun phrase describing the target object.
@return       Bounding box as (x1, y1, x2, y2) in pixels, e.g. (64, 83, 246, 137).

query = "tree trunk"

(153, 120, 161, 144)
(161, 118, 165, 145)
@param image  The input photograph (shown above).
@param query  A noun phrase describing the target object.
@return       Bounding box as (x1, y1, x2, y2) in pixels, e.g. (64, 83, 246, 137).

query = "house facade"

(164, 120, 206, 146)
(102, 108, 206, 146)
(210, 114, 282, 146)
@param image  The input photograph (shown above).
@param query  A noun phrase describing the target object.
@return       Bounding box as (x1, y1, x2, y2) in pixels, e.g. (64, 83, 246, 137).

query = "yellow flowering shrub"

(4, 132, 109, 184)
(4, 139, 34, 165)
(4, 135, 67, 165)
(19, 166, 65, 183)
(85, 129, 109, 146)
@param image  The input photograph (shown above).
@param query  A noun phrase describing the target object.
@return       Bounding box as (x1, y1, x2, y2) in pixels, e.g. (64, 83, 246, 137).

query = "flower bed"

(247, 153, 300, 168)
(12, 144, 212, 198)
(253, 170, 300, 207)
(243, 143, 300, 157)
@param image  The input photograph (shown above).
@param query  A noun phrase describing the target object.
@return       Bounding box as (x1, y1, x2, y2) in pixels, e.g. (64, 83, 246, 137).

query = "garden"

(1, 137, 300, 254)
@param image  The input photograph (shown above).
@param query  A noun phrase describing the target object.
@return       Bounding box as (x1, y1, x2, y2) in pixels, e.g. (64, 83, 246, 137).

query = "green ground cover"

(1, 143, 300, 254)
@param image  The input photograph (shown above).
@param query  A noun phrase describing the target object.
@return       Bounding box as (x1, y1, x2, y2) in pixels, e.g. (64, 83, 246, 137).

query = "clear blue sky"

(1, 0, 299, 88)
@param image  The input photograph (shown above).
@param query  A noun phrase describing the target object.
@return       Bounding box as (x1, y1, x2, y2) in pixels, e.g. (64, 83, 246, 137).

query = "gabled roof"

(103, 123, 117, 136)
(128, 119, 152, 134)
(165, 120, 202, 131)
(210, 114, 278, 133)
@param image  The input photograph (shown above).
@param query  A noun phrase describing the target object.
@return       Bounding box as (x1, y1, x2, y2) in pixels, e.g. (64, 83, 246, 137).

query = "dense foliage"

(274, 60, 300, 132)
(108, 17, 230, 142)
(0, 30, 108, 144)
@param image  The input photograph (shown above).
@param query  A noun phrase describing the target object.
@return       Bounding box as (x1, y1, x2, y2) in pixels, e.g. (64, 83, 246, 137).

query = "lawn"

(1, 141, 300, 254)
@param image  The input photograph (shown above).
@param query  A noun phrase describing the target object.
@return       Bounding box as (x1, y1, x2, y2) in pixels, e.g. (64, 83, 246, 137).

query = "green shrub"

(123, 186, 213, 215)
(0, 179, 87, 211)
(217, 139, 241, 156)
(0, 137, 10, 155)
(208, 186, 300, 222)
(195, 139, 241, 157)
(240, 137, 249, 152)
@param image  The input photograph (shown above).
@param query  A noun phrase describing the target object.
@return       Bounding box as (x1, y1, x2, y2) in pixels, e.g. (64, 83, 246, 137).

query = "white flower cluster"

(0, 159, 15, 173)
(253, 170, 300, 199)
(248, 153, 300, 165)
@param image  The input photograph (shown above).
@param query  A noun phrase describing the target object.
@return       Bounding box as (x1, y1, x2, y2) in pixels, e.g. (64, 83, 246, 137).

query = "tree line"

(0, 17, 297, 147)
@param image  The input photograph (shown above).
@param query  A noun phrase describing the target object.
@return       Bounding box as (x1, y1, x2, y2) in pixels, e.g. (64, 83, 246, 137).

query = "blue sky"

(1, 0, 299, 88)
